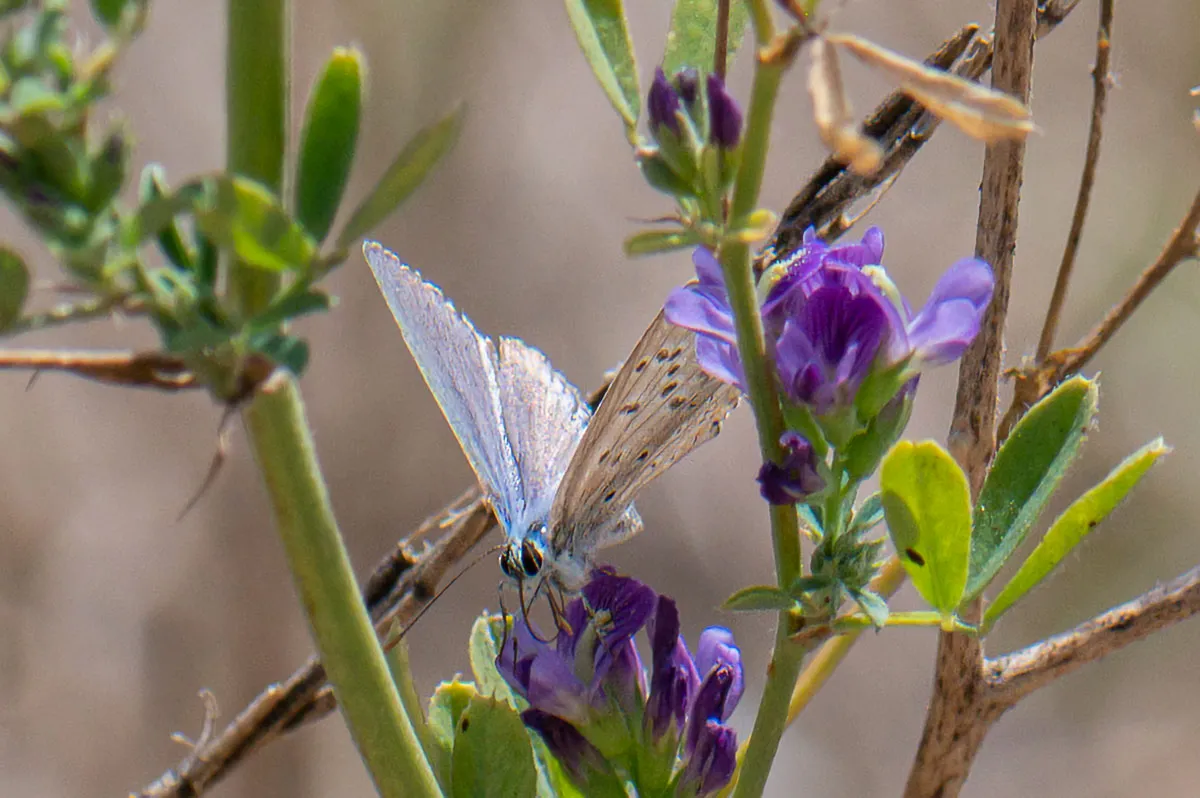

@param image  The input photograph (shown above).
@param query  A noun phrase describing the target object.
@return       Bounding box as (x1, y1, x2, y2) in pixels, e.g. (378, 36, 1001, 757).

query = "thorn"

(178, 407, 236, 521)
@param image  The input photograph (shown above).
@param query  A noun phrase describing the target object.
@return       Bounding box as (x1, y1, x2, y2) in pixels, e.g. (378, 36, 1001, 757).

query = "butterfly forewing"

(549, 309, 741, 558)
(364, 242, 524, 530)
(496, 337, 591, 530)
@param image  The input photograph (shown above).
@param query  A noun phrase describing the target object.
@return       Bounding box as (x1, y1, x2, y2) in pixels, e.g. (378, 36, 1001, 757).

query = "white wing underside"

(549, 307, 742, 569)
(364, 242, 589, 538)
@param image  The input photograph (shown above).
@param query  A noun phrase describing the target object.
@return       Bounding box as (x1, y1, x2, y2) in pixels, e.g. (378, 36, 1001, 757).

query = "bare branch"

(999, 185, 1200, 438)
(986, 565, 1200, 706)
(1035, 0, 1115, 363)
(906, 0, 1039, 796)
(770, 0, 1081, 259)
(0, 349, 197, 390)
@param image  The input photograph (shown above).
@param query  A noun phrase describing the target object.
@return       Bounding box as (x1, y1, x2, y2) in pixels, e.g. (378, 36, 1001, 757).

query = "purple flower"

(758, 431, 825, 504)
(497, 570, 743, 797)
(678, 721, 738, 797)
(706, 74, 742, 149)
(664, 248, 743, 390)
(497, 569, 654, 725)
(675, 68, 700, 107)
(649, 68, 682, 136)
(666, 228, 993, 421)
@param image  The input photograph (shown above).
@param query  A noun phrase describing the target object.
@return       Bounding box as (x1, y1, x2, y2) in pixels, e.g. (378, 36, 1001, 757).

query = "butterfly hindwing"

(496, 337, 591, 532)
(550, 308, 741, 561)
(364, 242, 525, 530)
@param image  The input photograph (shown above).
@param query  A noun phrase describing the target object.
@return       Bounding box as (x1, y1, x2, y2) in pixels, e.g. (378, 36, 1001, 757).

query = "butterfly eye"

(500, 547, 522, 580)
(520, 539, 544, 577)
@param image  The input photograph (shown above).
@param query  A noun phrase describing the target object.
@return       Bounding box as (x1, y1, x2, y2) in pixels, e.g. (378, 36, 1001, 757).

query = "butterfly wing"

(496, 337, 591, 531)
(549, 308, 742, 563)
(364, 242, 524, 530)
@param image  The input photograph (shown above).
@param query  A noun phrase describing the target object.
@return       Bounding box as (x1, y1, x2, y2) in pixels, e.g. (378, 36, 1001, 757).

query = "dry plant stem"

(999, 186, 1200, 439)
(1035, 0, 1114, 362)
(0, 349, 196, 389)
(771, 0, 1082, 257)
(986, 564, 1200, 705)
(135, 490, 493, 798)
(905, 0, 1038, 796)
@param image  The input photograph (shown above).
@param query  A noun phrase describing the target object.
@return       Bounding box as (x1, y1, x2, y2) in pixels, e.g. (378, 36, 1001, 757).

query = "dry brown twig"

(0, 348, 197, 390)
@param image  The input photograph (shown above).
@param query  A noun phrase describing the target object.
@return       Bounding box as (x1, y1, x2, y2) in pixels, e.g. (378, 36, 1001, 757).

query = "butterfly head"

(500, 524, 548, 584)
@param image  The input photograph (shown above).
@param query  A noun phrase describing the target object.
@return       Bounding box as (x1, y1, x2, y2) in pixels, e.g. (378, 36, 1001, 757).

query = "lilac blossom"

(757, 431, 826, 505)
(648, 68, 682, 136)
(706, 74, 742, 150)
(498, 570, 742, 797)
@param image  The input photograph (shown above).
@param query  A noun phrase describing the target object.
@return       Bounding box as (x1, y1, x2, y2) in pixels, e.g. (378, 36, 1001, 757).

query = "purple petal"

(694, 627, 743, 718)
(692, 247, 725, 288)
(907, 258, 993, 365)
(695, 336, 745, 392)
(648, 68, 681, 135)
(674, 68, 700, 106)
(706, 74, 742, 150)
(680, 721, 738, 797)
(665, 284, 736, 343)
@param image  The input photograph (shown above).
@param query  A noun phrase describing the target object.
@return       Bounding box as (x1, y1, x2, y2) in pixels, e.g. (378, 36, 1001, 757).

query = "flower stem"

(226, 0, 287, 317)
(718, 4, 809, 796)
(244, 373, 442, 798)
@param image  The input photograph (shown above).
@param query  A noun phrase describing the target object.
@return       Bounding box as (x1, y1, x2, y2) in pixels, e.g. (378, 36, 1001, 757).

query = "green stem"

(244, 373, 442, 798)
(226, 0, 287, 317)
(720, 4, 806, 796)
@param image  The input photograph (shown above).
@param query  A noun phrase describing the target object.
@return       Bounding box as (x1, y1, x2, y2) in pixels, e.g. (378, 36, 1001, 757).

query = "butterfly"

(364, 241, 740, 594)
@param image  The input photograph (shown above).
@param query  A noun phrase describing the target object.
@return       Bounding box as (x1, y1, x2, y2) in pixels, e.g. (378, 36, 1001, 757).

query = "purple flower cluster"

(498, 570, 742, 797)
(648, 67, 743, 151)
(664, 226, 992, 503)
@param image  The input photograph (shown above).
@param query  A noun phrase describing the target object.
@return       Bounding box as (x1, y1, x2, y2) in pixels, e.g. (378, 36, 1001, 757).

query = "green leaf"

(724, 585, 797, 612)
(849, 588, 889, 628)
(0, 247, 30, 330)
(451, 693, 538, 798)
(881, 440, 971, 615)
(965, 376, 1097, 601)
(469, 612, 521, 706)
(983, 438, 1169, 630)
(294, 47, 363, 242)
(336, 104, 464, 248)
(662, 0, 748, 76)
(637, 150, 697, 198)
(253, 332, 310, 375)
(563, 0, 640, 129)
(428, 679, 478, 787)
(849, 493, 884, 536)
(623, 228, 698, 256)
(194, 176, 318, 273)
(137, 164, 194, 270)
(248, 288, 332, 333)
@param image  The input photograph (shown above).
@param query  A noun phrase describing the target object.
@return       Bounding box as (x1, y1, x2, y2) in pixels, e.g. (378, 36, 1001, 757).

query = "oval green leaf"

(193, 176, 317, 273)
(469, 612, 522, 706)
(983, 438, 1169, 630)
(336, 103, 464, 248)
(966, 376, 1097, 601)
(295, 48, 363, 242)
(662, 0, 748, 77)
(881, 440, 971, 614)
(428, 679, 478, 786)
(0, 247, 30, 330)
(723, 585, 797, 612)
(623, 228, 698, 256)
(451, 693, 537, 798)
(563, 0, 640, 129)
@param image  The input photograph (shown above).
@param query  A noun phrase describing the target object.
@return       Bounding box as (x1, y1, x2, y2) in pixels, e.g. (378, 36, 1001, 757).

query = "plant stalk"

(244, 373, 442, 798)
(226, 0, 287, 317)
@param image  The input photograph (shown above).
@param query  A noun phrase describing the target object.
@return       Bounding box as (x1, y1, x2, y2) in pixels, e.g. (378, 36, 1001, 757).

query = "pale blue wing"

(550, 309, 741, 565)
(496, 337, 591, 534)
(364, 241, 524, 531)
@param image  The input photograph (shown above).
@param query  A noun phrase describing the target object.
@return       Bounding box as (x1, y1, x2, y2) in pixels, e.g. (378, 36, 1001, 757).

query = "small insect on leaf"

(808, 37, 883, 174)
(827, 33, 1034, 143)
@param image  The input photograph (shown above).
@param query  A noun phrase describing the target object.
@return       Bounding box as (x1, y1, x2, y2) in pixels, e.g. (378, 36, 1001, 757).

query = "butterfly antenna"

(518, 576, 558, 645)
(383, 543, 504, 652)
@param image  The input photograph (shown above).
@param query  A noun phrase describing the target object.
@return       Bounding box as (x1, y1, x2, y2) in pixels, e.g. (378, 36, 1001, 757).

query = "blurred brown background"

(2, 1, 1198, 796)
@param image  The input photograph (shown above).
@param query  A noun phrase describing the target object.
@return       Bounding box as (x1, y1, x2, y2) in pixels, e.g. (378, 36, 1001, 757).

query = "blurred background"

(1, 1, 1199, 796)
